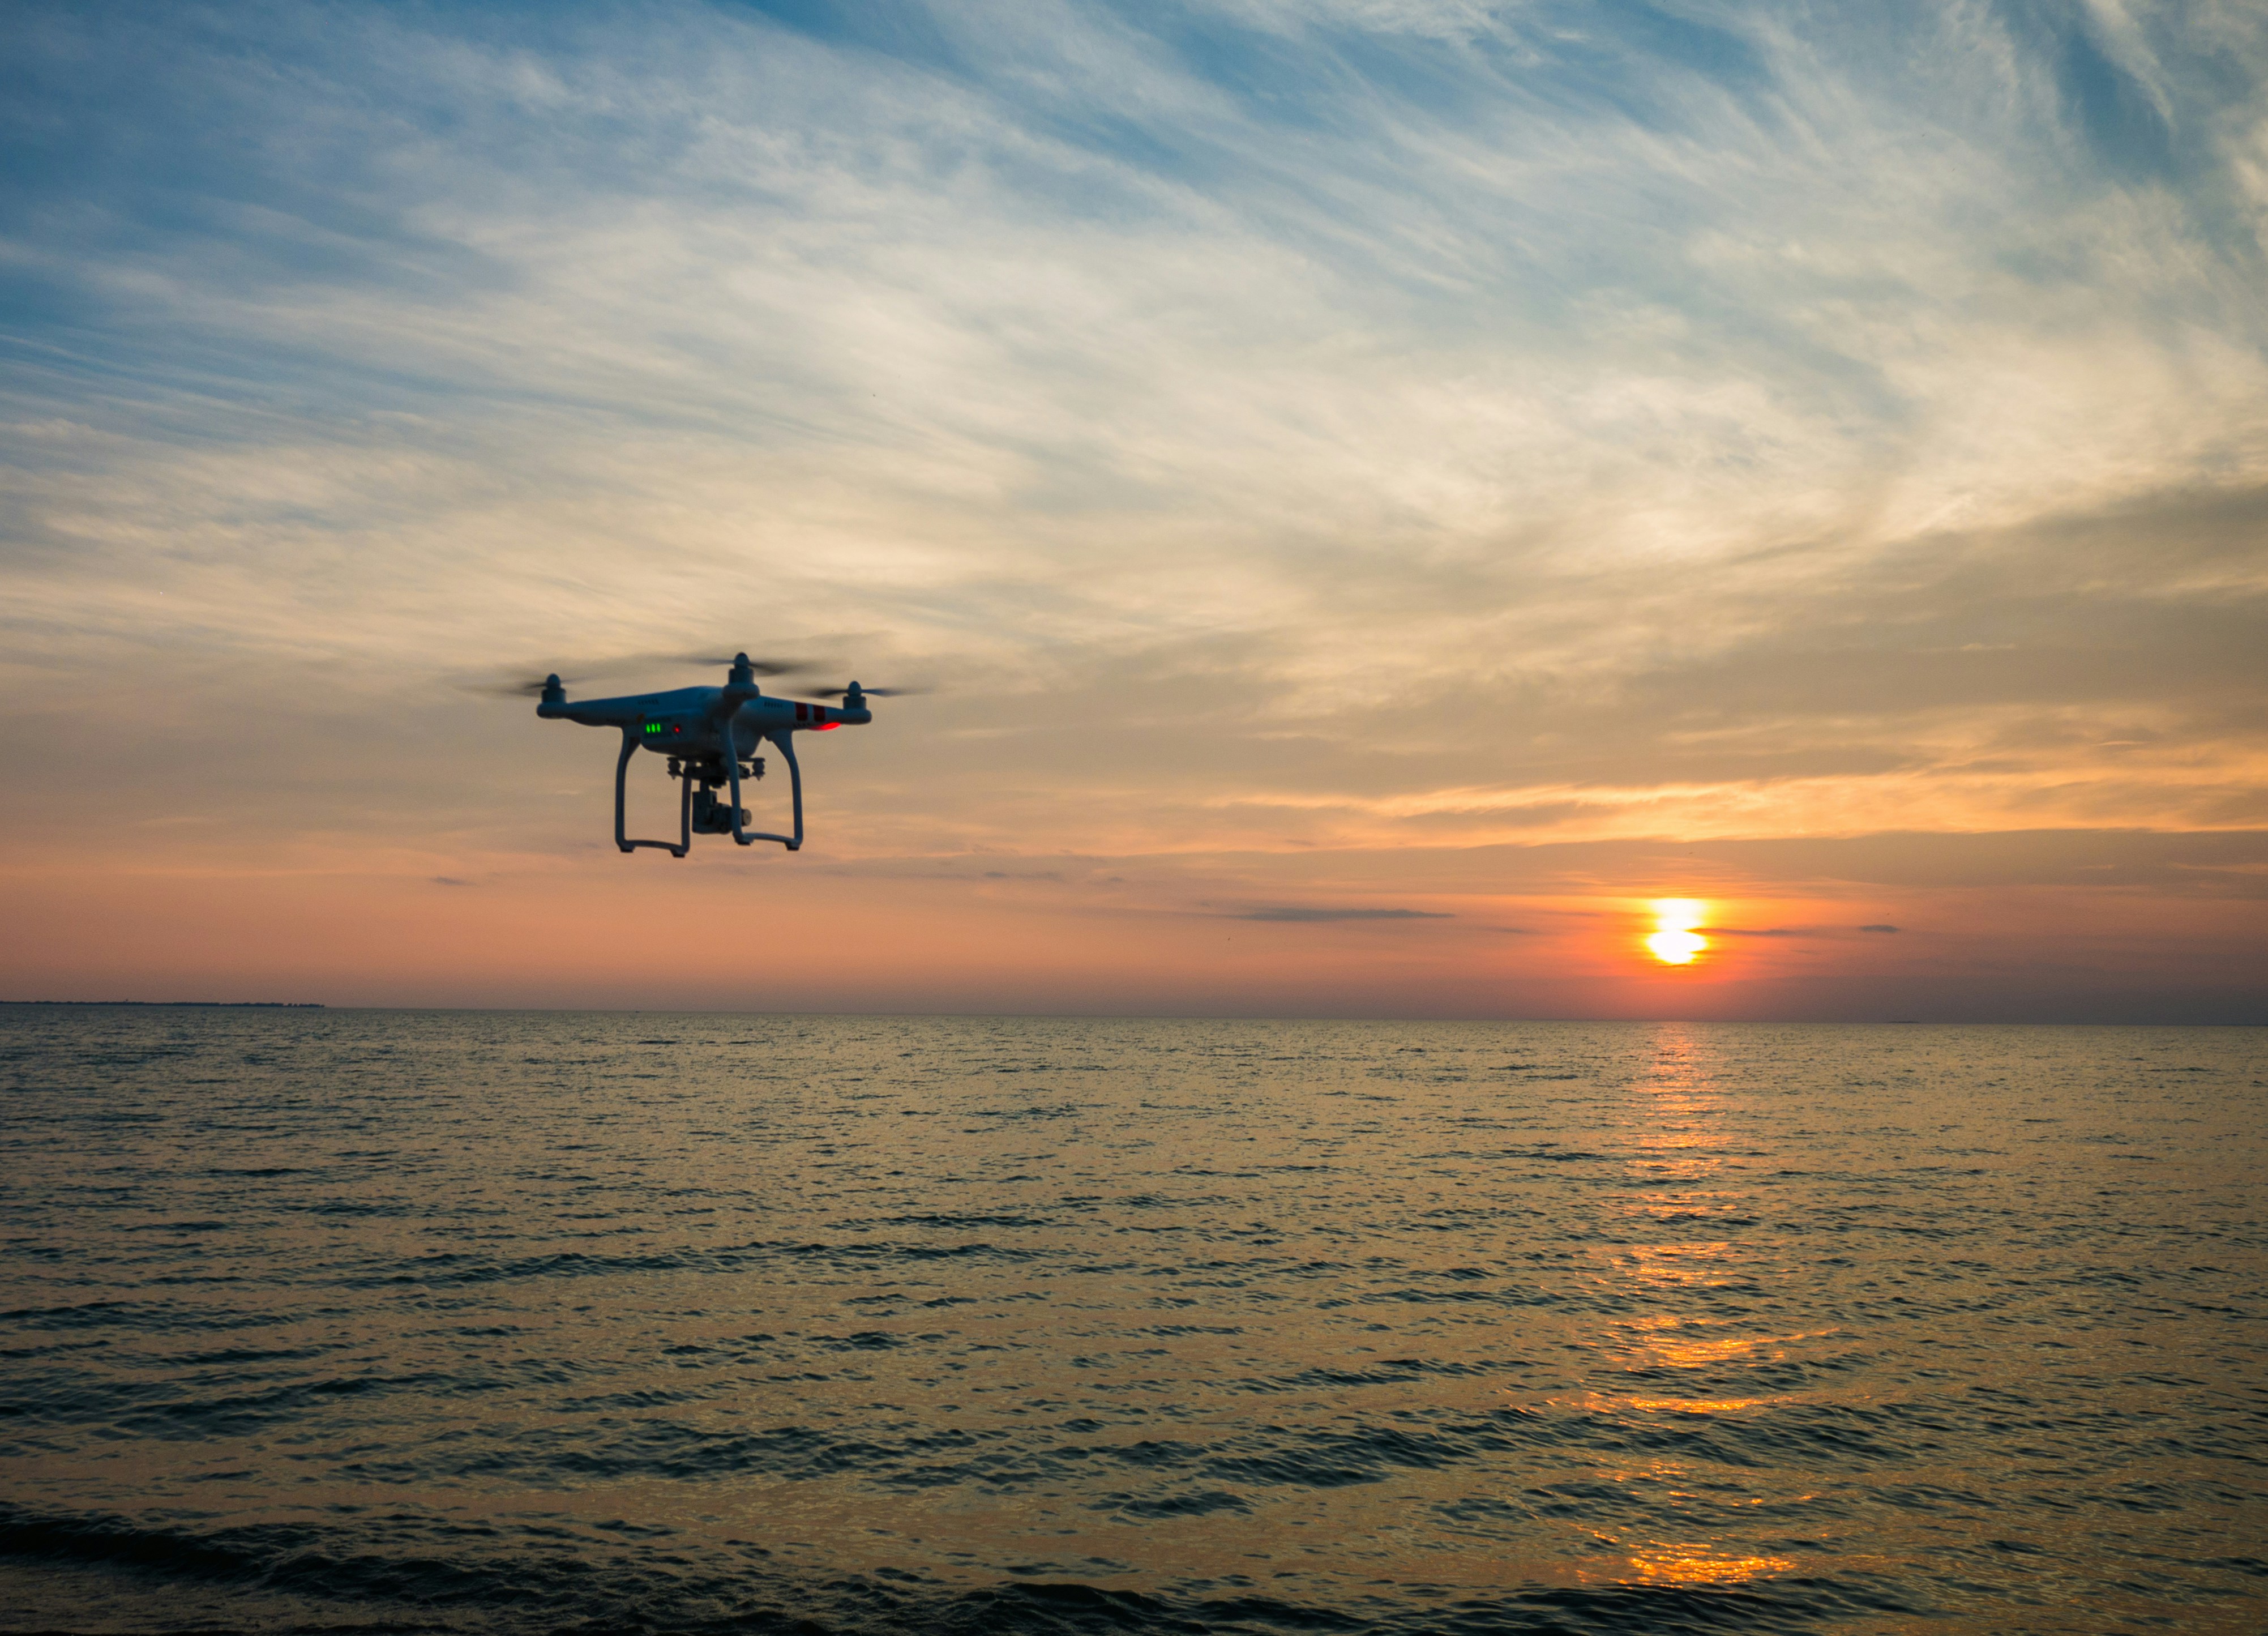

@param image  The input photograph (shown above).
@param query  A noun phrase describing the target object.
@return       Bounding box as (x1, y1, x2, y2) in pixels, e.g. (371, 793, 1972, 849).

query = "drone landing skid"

(612, 728, 804, 856)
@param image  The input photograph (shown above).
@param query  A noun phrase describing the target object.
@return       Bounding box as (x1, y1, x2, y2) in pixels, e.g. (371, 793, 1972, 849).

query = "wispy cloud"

(1230, 905, 1453, 921)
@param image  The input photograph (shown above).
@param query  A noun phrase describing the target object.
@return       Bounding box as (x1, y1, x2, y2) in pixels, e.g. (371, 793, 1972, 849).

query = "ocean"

(1, 1006, 2261, 1634)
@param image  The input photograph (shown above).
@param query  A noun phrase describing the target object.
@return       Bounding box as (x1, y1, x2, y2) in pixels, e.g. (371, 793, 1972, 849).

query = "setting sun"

(1646, 899, 1709, 966)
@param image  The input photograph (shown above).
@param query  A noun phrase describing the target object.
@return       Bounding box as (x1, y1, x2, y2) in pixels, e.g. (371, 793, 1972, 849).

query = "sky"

(2, 0, 2264, 1020)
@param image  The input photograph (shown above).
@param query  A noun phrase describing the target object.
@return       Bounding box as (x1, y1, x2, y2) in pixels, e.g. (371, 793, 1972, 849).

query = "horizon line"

(3, 1001, 2261, 1027)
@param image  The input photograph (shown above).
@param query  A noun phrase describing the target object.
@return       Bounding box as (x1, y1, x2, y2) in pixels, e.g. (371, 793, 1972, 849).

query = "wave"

(0, 1502, 1878, 1634)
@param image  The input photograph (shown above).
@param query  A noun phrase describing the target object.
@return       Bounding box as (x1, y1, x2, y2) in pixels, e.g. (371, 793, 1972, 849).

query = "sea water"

(0, 1007, 2261, 1633)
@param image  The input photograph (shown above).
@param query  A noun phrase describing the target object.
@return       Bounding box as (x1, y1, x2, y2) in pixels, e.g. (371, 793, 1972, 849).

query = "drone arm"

(613, 728, 690, 858)
(733, 728, 803, 851)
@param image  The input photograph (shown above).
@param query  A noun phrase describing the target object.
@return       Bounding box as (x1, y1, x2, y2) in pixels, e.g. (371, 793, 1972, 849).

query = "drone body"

(537, 653, 876, 855)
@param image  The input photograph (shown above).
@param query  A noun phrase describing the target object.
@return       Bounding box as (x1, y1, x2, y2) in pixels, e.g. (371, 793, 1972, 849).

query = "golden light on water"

(1645, 899, 1709, 965)
(1630, 1548, 1796, 1586)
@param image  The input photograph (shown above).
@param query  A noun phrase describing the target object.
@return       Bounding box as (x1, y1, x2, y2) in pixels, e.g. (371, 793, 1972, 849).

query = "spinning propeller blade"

(677, 653, 817, 676)
(799, 683, 928, 699)
(464, 674, 577, 698)
(460, 649, 813, 697)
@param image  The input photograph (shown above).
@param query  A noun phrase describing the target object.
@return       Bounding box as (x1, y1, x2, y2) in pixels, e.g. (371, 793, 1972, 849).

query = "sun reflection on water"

(1568, 1031, 1816, 1595)
(1629, 1548, 1797, 1586)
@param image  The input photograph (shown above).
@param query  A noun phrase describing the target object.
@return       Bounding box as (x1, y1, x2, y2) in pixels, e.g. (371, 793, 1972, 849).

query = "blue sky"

(2, 0, 2263, 1016)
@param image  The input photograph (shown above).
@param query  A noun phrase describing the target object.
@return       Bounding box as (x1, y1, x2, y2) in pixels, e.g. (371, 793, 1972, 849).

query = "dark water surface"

(1, 1009, 2263, 1634)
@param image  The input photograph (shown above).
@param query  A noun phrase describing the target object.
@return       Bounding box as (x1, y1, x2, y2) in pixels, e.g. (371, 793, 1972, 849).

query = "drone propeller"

(677, 652, 817, 677)
(459, 650, 816, 698)
(799, 682, 928, 700)
(464, 673, 576, 698)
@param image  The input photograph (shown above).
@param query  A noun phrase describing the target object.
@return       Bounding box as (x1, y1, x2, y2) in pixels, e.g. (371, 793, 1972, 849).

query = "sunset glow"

(0, 3, 2261, 1026)
(1646, 900, 1709, 966)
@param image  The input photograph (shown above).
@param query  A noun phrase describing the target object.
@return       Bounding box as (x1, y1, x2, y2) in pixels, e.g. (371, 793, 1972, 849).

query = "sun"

(1646, 899, 1709, 966)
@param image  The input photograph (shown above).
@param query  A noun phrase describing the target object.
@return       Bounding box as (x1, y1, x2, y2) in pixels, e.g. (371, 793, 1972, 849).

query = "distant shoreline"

(6, 1000, 326, 1009)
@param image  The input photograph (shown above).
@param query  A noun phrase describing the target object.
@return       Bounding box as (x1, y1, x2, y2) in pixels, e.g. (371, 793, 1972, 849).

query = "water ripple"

(1, 1008, 2263, 1633)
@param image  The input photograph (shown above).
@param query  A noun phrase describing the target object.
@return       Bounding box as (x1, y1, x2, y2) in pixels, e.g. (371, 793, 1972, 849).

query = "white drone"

(517, 653, 911, 856)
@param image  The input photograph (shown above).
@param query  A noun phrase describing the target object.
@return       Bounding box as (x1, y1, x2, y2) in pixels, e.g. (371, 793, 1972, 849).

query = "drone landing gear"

(729, 730, 802, 851)
(611, 728, 805, 856)
(614, 732, 690, 857)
